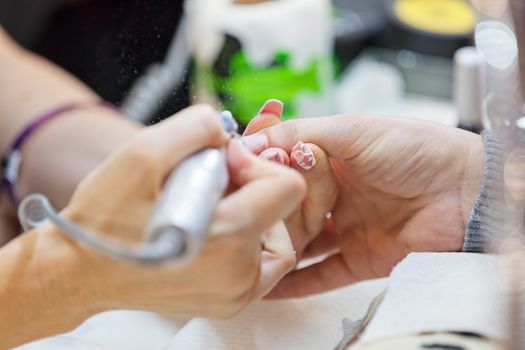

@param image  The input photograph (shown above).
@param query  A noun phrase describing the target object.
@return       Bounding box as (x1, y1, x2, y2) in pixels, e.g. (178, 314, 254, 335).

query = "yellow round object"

(394, 0, 476, 36)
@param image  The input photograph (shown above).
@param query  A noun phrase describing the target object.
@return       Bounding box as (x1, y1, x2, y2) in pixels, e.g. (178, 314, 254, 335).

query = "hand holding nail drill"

(242, 99, 484, 298)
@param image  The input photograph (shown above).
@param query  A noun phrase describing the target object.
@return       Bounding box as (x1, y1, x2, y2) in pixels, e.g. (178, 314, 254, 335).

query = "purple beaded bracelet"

(0, 101, 119, 205)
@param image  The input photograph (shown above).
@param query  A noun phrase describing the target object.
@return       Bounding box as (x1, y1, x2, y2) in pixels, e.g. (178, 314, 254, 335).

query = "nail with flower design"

(291, 141, 316, 171)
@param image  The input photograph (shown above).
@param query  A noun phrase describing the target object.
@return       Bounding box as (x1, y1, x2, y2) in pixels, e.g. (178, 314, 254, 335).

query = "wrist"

(460, 132, 484, 230)
(462, 131, 509, 252)
(0, 223, 103, 348)
(15, 106, 141, 208)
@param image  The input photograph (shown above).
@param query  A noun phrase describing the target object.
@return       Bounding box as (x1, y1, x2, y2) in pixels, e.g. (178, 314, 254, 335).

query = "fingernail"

(273, 153, 285, 164)
(258, 99, 284, 117)
(291, 141, 316, 170)
(241, 133, 269, 153)
(262, 149, 285, 164)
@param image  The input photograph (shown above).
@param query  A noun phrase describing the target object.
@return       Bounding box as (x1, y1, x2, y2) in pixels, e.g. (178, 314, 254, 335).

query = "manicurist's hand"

(0, 105, 305, 349)
(243, 102, 483, 298)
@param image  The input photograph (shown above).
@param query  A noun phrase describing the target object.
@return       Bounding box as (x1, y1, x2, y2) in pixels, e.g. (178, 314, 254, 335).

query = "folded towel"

(18, 280, 386, 350)
(164, 279, 386, 350)
(19, 253, 502, 350)
(359, 253, 504, 344)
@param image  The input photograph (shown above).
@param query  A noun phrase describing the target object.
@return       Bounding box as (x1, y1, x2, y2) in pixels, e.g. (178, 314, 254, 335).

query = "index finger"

(243, 114, 388, 160)
(121, 104, 230, 175)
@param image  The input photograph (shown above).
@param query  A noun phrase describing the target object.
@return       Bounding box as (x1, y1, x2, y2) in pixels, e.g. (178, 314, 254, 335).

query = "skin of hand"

(0, 105, 305, 349)
(0, 27, 141, 243)
(243, 105, 483, 298)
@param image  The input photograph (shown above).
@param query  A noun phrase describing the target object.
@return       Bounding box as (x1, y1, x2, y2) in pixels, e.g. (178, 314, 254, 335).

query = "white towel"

(19, 253, 503, 350)
(18, 311, 188, 350)
(18, 280, 387, 350)
(359, 253, 505, 344)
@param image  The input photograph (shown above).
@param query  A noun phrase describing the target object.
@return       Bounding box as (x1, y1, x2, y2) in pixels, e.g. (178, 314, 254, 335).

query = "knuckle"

(335, 113, 373, 142)
(227, 258, 257, 288)
(275, 119, 298, 141)
(120, 139, 161, 177)
(192, 103, 217, 116)
(336, 112, 363, 123)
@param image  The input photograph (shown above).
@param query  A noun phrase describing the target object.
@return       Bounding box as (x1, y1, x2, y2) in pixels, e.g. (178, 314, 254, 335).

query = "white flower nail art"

(292, 141, 316, 170)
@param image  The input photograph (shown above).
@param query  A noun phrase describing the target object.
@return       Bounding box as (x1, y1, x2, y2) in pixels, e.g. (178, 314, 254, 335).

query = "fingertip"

(259, 147, 290, 166)
(258, 99, 284, 117)
(227, 139, 280, 186)
(227, 138, 265, 176)
(290, 141, 317, 172)
(291, 143, 336, 194)
(279, 166, 307, 206)
(256, 221, 297, 300)
(227, 139, 250, 178)
(242, 133, 269, 154)
(292, 170, 308, 200)
(243, 99, 284, 136)
(257, 254, 295, 300)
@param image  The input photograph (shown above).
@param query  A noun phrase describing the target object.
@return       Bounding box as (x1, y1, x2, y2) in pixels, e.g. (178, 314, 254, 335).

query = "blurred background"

(0, 0, 481, 129)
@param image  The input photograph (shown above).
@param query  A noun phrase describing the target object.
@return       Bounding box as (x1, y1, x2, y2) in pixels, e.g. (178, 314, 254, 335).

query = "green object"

(201, 51, 327, 126)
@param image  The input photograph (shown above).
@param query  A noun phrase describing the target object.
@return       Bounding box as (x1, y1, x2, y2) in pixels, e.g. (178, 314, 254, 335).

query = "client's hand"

(243, 101, 483, 298)
(0, 104, 305, 348)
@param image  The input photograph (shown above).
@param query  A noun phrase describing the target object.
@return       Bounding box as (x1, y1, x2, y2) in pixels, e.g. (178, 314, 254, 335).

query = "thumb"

(265, 253, 358, 299)
(253, 221, 297, 299)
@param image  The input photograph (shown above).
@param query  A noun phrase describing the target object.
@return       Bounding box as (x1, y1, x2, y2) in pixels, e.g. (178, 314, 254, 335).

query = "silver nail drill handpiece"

(145, 111, 239, 265)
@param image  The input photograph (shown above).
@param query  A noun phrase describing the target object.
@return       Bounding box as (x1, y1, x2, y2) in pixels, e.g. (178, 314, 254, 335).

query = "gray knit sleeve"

(463, 131, 507, 253)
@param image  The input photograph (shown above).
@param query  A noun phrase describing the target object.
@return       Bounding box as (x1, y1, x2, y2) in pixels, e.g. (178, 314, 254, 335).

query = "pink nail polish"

(273, 153, 285, 164)
(263, 150, 285, 164)
(258, 99, 284, 117)
(292, 142, 316, 170)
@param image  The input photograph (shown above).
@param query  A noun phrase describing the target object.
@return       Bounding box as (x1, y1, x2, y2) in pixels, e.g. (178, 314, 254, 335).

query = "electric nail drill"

(145, 111, 239, 265)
